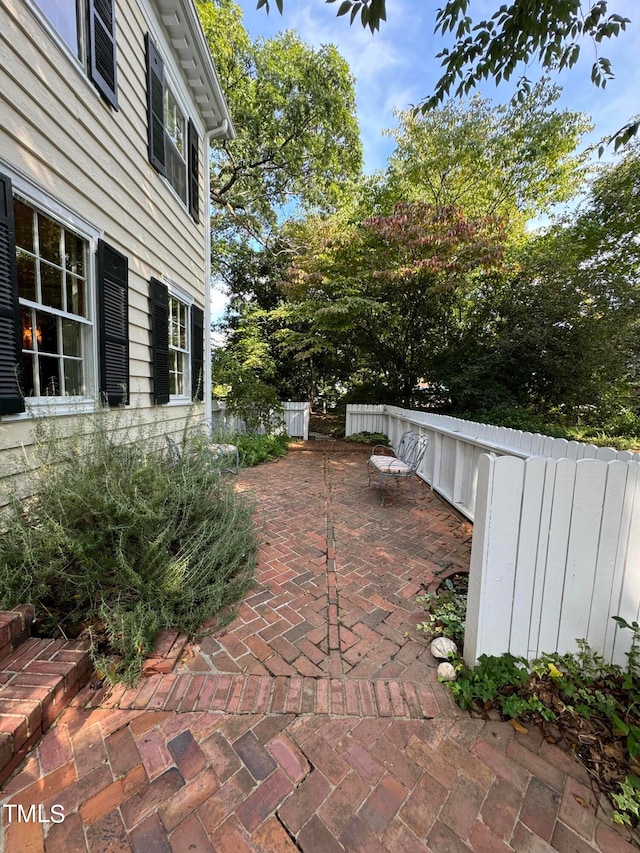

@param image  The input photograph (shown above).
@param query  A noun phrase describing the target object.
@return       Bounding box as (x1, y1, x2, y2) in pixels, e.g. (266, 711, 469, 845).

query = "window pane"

(21, 353, 35, 397)
(165, 89, 185, 155)
(64, 230, 85, 277)
(169, 350, 184, 396)
(17, 250, 37, 301)
(41, 261, 63, 310)
(37, 312, 59, 354)
(179, 306, 187, 349)
(169, 299, 179, 347)
(62, 319, 82, 357)
(39, 355, 61, 396)
(66, 275, 85, 317)
(14, 199, 34, 253)
(21, 308, 35, 351)
(38, 214, 62, 266)
(63, 359, 83, 395)
(33, 0, 80, 58)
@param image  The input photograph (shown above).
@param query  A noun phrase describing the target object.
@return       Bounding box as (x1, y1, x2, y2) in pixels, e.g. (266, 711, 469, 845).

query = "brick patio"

(1, 444, 637, 851)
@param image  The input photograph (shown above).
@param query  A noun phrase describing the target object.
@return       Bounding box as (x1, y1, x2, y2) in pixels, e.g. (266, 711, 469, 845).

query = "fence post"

(464, 454, 525, 666)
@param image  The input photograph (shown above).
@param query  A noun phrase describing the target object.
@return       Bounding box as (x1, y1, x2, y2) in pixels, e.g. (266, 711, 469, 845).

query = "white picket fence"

(345, 403, 640, 667)
(282, 401, 310, 440)
(467, 454, 640, 669)
(211, 400, 309, 440)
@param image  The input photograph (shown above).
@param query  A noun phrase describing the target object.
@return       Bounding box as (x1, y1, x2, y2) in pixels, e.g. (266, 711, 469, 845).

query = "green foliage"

(225, 378, 284, 435)
(438, 144, 640, 421)
(449, 654, 531, 711)
(416, 578, 468, 647)
(0, 410, 257, 684)
(612, 777, 640, 826)
(281, 202, 509, 405)
(196, 0, 362, 251)
(386, 83, 592, 226)
(234, 432, 289, 466)
(344, 431, 388, 445)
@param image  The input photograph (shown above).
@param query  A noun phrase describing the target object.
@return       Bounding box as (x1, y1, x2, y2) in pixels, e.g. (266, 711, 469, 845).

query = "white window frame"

(165, 279, 193, 404)
(162, 73, 190, 209)
(1, 161, 100, 420)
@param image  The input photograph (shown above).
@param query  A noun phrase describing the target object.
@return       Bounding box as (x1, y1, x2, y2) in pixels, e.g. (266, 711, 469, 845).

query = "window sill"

(166, 397, 194, 407)
(1, 398, 98, 421)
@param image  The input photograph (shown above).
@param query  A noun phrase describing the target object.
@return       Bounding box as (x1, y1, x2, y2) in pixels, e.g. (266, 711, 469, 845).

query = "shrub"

(224, 379, 284, 434)
(234, 432, 289, 466)
(416, 576, 468, 647)
(345, 431, 389, 445)
(0, 409, 257, 684)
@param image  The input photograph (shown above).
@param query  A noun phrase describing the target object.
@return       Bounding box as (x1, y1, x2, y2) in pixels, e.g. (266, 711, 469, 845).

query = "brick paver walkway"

(1, 445, 637, 852)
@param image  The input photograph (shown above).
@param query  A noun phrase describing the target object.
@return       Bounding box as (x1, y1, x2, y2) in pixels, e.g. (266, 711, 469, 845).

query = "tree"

(280, 203, 509, 404)
(259, 0, 637, 148)
(443, 144, 640, 419)
(196, 0, 362, 256)
(385, 81, 591, 228)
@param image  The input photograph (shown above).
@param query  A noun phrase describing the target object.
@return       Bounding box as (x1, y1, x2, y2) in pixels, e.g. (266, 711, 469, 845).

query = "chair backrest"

(396, 431, 429, 473)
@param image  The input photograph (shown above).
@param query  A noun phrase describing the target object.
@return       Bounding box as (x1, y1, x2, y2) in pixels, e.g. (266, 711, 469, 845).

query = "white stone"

(437, 662, 457, 681)
(430, 636, 458, 659)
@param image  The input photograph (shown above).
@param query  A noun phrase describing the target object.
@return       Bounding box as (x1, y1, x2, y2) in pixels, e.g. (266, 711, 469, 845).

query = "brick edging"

(79, 674, 460, 721)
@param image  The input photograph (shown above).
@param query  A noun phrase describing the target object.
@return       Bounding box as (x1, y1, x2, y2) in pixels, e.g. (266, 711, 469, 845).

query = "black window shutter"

(188, 119, 200, 223)
(0, 174, 25, 416)
(191, 305, 204, 400)
(149, 277, 169, 404)
(97, 240, 129, 406)
(146, 34, 166, 175)
(88, 0, 118, 109)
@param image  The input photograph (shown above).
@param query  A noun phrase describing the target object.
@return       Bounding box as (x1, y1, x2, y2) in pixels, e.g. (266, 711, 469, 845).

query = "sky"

(236, 0, 640, 175)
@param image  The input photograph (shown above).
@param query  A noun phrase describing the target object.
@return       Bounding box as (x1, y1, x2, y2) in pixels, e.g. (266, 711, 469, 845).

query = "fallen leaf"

(573, 795, 589, 808)
(509, 719, 528, 735)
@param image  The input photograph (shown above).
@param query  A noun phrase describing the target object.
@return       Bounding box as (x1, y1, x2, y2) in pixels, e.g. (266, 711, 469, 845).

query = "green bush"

(234, 432, 289, 466)
(0, 410, 257, 684)
(345, 431, 389, 445)
(225, 379, 284, 435)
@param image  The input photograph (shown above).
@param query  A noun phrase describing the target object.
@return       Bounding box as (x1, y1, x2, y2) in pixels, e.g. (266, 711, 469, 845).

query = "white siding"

(0, 0, 212, 478)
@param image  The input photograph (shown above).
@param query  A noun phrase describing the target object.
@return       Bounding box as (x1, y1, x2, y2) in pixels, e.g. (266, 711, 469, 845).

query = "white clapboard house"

(0, 0, 233, 470)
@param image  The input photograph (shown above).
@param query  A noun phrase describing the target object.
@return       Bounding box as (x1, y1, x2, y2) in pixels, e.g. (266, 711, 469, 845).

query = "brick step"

(0, 605, 35, 663)
(0, 614, 92, 786)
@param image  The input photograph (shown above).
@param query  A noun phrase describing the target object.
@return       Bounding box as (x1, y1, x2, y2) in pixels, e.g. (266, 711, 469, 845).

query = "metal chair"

(367, 431, 429, 505)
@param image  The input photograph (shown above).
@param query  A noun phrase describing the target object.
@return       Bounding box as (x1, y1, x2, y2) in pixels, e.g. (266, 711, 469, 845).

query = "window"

(168, 294, 189, 397)
(146, 34, 200, 222)
(15, 197, 91, 398)
(149, 278, 204, 405)
(0, 172, 129, 416)
(31, 0, 118, 108)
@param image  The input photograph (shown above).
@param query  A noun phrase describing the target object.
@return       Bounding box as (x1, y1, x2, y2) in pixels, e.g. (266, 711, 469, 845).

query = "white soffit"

(151, 0, 235, 137)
